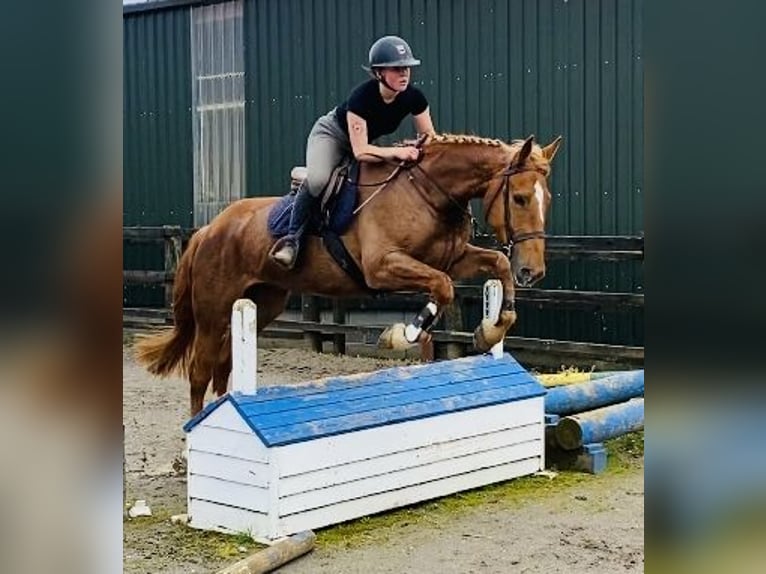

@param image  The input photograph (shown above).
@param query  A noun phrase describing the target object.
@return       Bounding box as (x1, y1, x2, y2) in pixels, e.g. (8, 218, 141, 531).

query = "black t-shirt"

(335, 79, 428, 142)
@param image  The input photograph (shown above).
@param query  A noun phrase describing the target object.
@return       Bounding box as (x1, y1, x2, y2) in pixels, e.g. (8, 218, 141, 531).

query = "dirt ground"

(123, 340, 643, 574)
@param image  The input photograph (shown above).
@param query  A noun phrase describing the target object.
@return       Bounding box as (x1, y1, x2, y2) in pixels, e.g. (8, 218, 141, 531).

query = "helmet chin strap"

(375, 70, 397, 93)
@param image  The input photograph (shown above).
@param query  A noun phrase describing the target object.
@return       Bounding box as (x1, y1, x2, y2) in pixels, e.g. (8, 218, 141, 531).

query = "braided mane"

(428, 133, 505, 147)
(422, 134, 552, 177)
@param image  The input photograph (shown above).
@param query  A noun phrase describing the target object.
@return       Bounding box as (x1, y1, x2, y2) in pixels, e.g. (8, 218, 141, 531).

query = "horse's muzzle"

(515, 267, 544, 287)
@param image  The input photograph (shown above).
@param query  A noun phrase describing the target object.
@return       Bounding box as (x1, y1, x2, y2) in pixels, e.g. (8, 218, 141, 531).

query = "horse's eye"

(513, 194, 526, 206)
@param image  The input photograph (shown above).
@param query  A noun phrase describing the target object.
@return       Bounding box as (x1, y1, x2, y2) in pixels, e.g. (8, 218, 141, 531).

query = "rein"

(410, 161, 549, 257)
(350, 140, 548, 257)
(352, 133, 430, 215)
(352, 162, 405, 215)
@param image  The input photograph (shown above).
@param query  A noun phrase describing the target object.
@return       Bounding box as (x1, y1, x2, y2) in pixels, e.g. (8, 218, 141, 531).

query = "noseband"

(484, 164, 548, 257)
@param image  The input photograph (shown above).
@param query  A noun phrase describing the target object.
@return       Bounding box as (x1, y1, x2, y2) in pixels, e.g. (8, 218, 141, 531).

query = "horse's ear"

(511, 135, 535, 167)
(542, 136, 563, 162)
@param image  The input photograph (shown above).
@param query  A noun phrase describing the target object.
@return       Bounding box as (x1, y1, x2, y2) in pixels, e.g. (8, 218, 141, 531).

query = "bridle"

(352, 139, 549, 257)
(482, 164, 549, 257)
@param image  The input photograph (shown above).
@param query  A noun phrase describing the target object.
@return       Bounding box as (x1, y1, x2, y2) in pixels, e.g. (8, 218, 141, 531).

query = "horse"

(135, 133, 562, 416)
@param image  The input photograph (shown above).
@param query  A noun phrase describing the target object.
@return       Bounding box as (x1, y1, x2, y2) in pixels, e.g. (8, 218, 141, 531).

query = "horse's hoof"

(378, 326, 394, 349)
(377, 323, 412, 351)
(473, 323, 491, 353)
(473, 318, 506, 353)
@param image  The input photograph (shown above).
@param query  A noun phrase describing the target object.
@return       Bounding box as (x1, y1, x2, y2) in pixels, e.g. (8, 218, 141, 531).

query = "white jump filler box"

(183, 352, 546, 542)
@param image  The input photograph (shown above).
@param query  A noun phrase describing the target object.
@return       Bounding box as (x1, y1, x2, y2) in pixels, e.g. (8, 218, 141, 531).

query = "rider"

(269, 35, 436, 269)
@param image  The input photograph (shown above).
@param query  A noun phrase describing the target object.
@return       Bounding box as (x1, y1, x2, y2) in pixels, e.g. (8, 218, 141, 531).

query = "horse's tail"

(134, 228, 205, 377)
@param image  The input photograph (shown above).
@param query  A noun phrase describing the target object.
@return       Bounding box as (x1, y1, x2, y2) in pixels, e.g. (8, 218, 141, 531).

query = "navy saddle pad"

(267, 164, 359, 238)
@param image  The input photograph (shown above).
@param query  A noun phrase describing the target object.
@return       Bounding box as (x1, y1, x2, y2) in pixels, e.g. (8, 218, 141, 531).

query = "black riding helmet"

(364, 35, 421, 70)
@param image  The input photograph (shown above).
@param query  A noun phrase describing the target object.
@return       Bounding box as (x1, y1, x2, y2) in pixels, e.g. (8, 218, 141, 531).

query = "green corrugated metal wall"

(124, 7, 194, 305)
(124, 7, 194, 225)
(124, 0, 643, 345)
(241, 0, 643, 345)
(243, 0, 643, 237)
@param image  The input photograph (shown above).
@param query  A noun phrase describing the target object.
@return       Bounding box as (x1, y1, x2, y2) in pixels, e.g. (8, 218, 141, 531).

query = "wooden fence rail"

(123, 226, 643, 368)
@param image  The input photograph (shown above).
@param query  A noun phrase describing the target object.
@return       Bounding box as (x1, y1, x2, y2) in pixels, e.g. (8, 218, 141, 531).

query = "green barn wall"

(124, 0, 643, 344)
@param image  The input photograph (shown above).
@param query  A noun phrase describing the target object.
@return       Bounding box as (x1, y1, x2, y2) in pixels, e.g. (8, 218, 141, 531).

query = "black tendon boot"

(269, 186, 318, 269)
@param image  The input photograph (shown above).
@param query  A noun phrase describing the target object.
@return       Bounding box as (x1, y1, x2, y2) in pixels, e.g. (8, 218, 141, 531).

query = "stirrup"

(269, 237, 298, 269)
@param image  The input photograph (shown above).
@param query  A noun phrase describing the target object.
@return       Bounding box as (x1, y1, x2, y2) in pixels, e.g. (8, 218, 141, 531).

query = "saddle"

(267, 159, 360, 239)
(266, 159, 369, 287)
(290, 159, 357, 218)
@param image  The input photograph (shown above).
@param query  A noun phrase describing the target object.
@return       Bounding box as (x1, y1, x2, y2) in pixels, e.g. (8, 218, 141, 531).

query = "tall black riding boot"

(269, 186, 318, 269)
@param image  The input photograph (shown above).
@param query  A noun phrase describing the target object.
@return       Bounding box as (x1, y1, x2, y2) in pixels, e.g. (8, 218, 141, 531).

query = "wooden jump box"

(183, 353, 546, 542)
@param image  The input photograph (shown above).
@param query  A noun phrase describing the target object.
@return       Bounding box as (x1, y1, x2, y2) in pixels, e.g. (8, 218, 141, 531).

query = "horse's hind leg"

(209, 283, 290, 397)
(243, 283, 291, 333)
(188, 355, 213, 417)
(188, 327, 225, 416)
(211, 329, 231, 397)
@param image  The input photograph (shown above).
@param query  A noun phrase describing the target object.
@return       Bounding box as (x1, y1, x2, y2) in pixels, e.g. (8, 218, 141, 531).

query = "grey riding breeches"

(305, 108, 353, 198)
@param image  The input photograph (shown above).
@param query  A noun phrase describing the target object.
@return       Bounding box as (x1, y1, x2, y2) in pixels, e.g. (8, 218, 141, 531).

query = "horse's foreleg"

(447, 245, 517, 352)
(365, 251, 454, 351)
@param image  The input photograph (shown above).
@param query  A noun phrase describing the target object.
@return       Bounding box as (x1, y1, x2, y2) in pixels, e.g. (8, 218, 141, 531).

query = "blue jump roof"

(183, 353, 545, 447)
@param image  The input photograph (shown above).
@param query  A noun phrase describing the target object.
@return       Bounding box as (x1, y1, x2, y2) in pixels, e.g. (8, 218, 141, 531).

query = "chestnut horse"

(135, 133, 562, 416)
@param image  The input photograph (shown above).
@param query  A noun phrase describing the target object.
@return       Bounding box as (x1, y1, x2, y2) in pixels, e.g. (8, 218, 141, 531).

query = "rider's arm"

(412, 107, 436, 137)
(347, 111, 419, 163)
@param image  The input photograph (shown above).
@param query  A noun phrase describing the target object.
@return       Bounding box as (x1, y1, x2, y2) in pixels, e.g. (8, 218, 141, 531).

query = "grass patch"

(315, 472, 591, 549)
(123, 431, 643, 558)
(606, 430, 644, 472)
(124, 430, 643, 561)
(124, 509, 265, 568)
(315, 430, 644, 549)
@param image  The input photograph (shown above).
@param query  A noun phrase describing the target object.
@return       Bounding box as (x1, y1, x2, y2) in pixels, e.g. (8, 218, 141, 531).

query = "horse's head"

(483, 135, 562, 287)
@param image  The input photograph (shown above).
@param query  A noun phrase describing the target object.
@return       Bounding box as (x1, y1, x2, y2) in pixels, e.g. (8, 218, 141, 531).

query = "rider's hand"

(394, 146, 420, 162)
